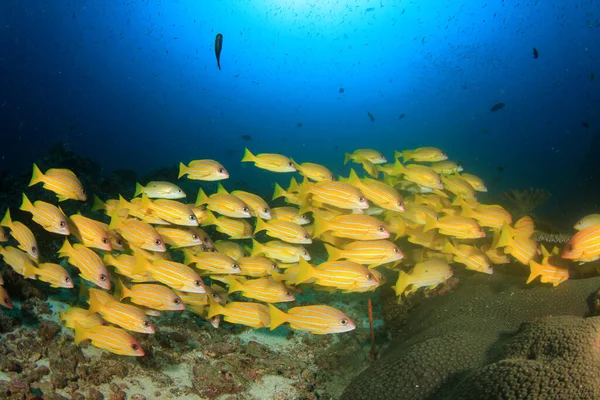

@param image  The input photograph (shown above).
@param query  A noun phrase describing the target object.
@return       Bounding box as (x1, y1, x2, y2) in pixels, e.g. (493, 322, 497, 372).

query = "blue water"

(1, 0, 599, 223)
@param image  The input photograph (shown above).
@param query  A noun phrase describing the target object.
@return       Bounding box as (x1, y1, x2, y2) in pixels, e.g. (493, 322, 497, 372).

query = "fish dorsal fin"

(217, 183, 229, 195)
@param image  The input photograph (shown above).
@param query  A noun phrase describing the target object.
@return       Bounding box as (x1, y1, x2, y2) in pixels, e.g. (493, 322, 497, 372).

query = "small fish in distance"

(215, 33, 223, 70)
(490, 103, 505, 112)
(533, 47, 539, 59)
(367, 111, 375, 122)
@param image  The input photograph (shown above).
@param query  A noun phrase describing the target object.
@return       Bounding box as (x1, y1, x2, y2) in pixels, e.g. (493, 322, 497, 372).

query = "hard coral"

(500, 187, 550, 219)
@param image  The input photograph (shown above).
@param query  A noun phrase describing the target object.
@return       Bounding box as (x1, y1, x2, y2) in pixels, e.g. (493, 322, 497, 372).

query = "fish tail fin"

(296, 258, 315, 284)
(73, 323, 88, 345)
(20, 193, 34, 213)
(392, 159, 405, 175)
(178, 162, 188, 179)
(91, 195, 106, 211)
(361, 160, 378, 178)
(0, 209, 12, 228)
(117, 278, 131, 301)
(202, 210, 218, 226)
(394, 270, 411, 297)
(254, 218, 267, 235)
(344, 153, 352, 165)
(423, 214, 438, 233)
(526, 260, 543, 284)
(102, 253, 116, 266)
(250, 239, 264, 257)
(393, 150, 403, 160)
(58, 239, 73, 256)
(87, 291, 102, 315)
(108, 212, 123, 231)
(347, 168, 361, 185)
(29, 163, 44, 186)
(133, 253, 149, 276)
(288, 177, 300, 193)
(195, 188, 209, 206)
(182, 249, 194, 265)
(268, 304, 288, 330)
(241, 148, 256, 163)
(207, 298, 224, 319)
(324, 243, 342, 262)
(495, 222, 515, 249)
(134, 182, 145, 198)
(23, 262, 38, 279)
(442, 239, 456, 255)
(400, 150, 412, 161)
(272, 183, 287, 201)
(312, 214, 329, 238)
(227, 277, 244, 294)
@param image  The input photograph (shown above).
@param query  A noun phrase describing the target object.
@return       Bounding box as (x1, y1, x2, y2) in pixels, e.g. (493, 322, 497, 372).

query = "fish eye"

(285, 291, 292, 296)
(143, 321, 151, 327)
(99, 274, 107, 281)
(31, 246, 37, 254)
(358, 196, 366, 203)
(59, 221, 66, 228)
(366, 273, 374, 280)
(330, 175, 335, 181)
(397, 201, 404, 207)
(271, 263, 279, 270)
(131, 343, 139, 351)
(102, 238, 109, 244)
(232, 263, 240, 270)
(378, 226, 385, 232)
(288, 162, 294, 167)
(65, 277, 71, 283)
(174, 298, 182, 304)
(242, 207, 249, 213)
(340, 319, 348, 325)
(211, 293, 220, 300)
(194, 280, 203, 287)
(189, 215, 197, 220)
(263, 208, 269, 214)
(393, 247, 399, 253)
(303, 251, 308, 256)
(218, 168, 225, 173)
(155, 239, 162, 246)
(567, 244, 573, 251)
(117, 239, 124, 245)
(192, 234, 198, 240)
(303, 234, 310, 239)
(178, 189, 182, 193)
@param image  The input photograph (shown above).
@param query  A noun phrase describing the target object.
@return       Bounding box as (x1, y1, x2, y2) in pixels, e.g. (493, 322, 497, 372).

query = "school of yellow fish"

(0, 146, 597, 357)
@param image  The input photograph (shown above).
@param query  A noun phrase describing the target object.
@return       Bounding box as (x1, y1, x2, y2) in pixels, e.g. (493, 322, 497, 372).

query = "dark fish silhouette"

(398, 114, 406, 119)
(241, 134, 252, 141)
(367, 111, 375, 122)
(490, 103, 505, 112)
(339, 88, 345, 93)
(583, 122, 590, 128)
(533, 48, 539, 59)
(215, 33, 223, 70)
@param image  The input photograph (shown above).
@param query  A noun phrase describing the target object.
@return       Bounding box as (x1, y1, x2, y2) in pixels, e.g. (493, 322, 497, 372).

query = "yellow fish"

(29, 163, 86, 201)
(232, 190, 271, 219)
(20, 193, 69, 235)
(313, 213, 389, 240)
(183, 250, 241, 275)
(109, 214, 166, 252)
(251, 239, 310, 263)
(513, 216, 535, 238)
(397, 147, 447, 163)
(74, 324, 144, 356)
(269, 304, 355, 334)
(58, 240, 111, 289)
(0, 246, 37, 279)
(35, 263, 74, 288)
(272, 183, 301, 205)
(459, 202, 512, 231)
(441, 175, 476, 200)
(324, 240, 404, 268)
(201, 211, 254, 239)
(292, 161, 335, 182)
(88, 289, 155, 334)
(424, 215, 485, 239)
(394, 259, 453, 297)
(228, 277, 295, 303)
(59, 307, 104, 329)
(527, 260, 568, 287)
(103, 253, 153, 282)
(346, 169, 405, 213)
(431, 160, 463, 175)
(0, 226, 7, 242)
(176, 288, 222, 308)
(296, 258, 379, 292)
(481, 244, 511, 265)
(134, 181, 186, 199)
(1, 209, 39, 260)
(460, 173, 487, 192)
(118, 279, 185, 311)
(344, 149, 387, 165)
(134, 255, 206, 293)
(69, 214, 112, 251)
(574, 214, 600, 230)
(241, 148, 296, 173)
(178, 160, 229, 181)
(0, 285, 12, 309)
(270, 207, 310, 225)
(392, 161, 444, 190)
(406, 226, 445, 251)
(562, 226, 600, 263)
(254, 218, 311, 244)
(214, 240, 245, 260)
(139, 195, 198, 226)
(238, 256, 280, 277)
(155, 226, 203, 248)
(299, 180, 369, 211)
(208, 300, 270, 329)
(443, 241, 493, 274)
(196, 185, 251, 219)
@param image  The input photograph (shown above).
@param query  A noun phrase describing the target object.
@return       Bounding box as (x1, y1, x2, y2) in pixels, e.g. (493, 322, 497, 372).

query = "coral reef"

(499, 188, 550, 219)
(341, 272, 600, 400)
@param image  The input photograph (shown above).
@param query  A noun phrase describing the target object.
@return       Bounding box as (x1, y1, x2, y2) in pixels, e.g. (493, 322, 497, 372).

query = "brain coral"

(342, 272, 600, 400)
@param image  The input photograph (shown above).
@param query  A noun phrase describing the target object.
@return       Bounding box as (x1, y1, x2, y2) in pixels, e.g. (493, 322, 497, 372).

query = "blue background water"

(1, 0, 599, 225)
